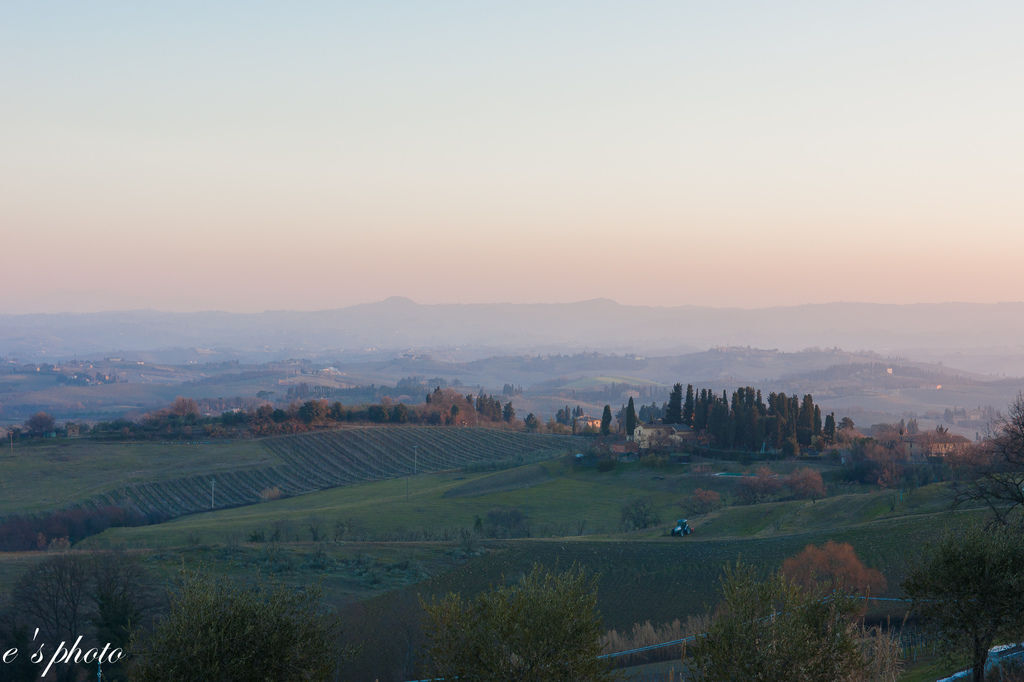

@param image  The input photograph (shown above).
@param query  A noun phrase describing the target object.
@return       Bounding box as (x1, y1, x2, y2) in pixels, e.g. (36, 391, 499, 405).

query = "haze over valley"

(3, 298, 1023, 437)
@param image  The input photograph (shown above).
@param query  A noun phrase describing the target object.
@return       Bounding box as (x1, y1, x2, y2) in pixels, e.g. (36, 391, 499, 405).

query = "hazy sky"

(3, 2, 1023, 313)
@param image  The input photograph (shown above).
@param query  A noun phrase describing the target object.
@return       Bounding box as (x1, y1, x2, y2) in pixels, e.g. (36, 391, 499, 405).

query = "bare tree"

(91, 552, 161, 657)
(955, 393, 1024, 526)
(12, 554, 91, 682)
(14, 554, 89, 644)
(7, 552, 158, 681)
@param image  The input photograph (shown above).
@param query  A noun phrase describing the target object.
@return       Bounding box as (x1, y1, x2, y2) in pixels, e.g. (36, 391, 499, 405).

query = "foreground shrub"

(691, 562, 899, 681)
(131, 570, 345, 681)
(421, 564, 613, 681)
(904, 524, 1024, 682)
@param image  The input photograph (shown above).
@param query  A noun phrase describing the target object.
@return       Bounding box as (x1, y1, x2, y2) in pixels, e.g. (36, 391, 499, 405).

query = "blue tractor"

(671, 519, 693, 536)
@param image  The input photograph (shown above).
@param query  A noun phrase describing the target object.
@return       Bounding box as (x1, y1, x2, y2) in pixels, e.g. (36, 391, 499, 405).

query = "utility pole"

(413, 445, 418, 475)
(211, 478, 215, 509)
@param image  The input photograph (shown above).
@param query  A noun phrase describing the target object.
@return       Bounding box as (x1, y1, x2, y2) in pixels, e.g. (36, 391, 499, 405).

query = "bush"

(483, 508, 530, 538)
(258, 486, 282, 502)
(639, 454, 670, 468)
(904, 525, 1024, 682)
(621, 497, 660, 531)
(691, 562, 881, 681)
(131, 570, 345, 681)
(736, 467, 782, 505)
(688, 488, 723, 514)
(0, 505, 149, 551)
(782, 541, 887, 596)
(786, 467, 826, 500)
(421, 564, 613, 681)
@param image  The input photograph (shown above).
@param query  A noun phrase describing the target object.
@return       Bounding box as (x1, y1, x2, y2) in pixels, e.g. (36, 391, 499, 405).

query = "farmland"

(0, 427, 575, 521)
(73, 452, 973, 681)
(0, 429, 989, 680)
(81, 454, 972, 616)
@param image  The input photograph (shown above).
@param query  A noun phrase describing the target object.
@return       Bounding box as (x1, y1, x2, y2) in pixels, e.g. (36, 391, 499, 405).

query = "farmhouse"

(633, 423, 696, 450)
(903, 432, 972, 460)
(573, 416, 603, 434)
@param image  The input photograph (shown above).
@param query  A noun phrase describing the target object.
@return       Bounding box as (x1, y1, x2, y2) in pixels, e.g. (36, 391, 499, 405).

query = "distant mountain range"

(3, 298, 1024, 374)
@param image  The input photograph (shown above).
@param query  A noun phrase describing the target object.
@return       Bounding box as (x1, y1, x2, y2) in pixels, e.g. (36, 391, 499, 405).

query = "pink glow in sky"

(2, 2, 1023, 313)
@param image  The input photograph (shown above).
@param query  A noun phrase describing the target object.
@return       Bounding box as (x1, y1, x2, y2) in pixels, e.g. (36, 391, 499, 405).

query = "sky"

(2, 2, 1023, 313)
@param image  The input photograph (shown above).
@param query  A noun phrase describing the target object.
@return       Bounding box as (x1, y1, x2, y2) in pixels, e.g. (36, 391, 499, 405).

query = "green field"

(0, 438, 274, 515)
(0, 427, 575, 519)
(79, 454, 975, 634)
(0, 432, 986, 681)
(82, 455, 959, 551)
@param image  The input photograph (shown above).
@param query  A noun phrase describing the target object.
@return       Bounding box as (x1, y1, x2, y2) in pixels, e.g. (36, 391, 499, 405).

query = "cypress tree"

(824, 413, 836, 444)
(666, 383, 684, 424)
(625, 397, 638, 438)
(683, 384, 695, 426)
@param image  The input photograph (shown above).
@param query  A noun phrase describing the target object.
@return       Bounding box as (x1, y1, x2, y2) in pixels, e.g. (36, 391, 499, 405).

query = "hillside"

(68, 453, 980, 680)
(0, 427, 574, 521)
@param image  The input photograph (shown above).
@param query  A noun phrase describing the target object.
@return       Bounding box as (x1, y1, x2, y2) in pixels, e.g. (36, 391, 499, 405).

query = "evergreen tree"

(694, 389, 709, 432)
(710, 395, 731, 447)
(683, 384, 695, 426)
(797, 394, 815, 446)
(600, 405, 613, 436)
(665, 383, 684, 424)
(625, 397, 638, 438)
(823, 413, 836, 444)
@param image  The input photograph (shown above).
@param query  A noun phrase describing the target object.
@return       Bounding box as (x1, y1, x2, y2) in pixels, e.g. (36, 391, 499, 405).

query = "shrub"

(691, 562, 878, 681)
(639, 454, 670, 468)
(688, 488, 723, 514)
(483, 508, 530, 538)
(786, 467, 826, 500)
(782, 541, 887, 596)
(621, 497, 660, 531)
(736, 467, 782, 505)
(258, 486, 282, 502)
(904, 525, 1024, 682)
(131, 570, 345, 681)
(421, 564, 613, 681)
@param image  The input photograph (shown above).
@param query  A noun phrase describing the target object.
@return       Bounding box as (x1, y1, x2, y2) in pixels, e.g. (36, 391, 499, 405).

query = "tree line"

(632, 383, 841, 453)
(12, 387, 540, 442)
